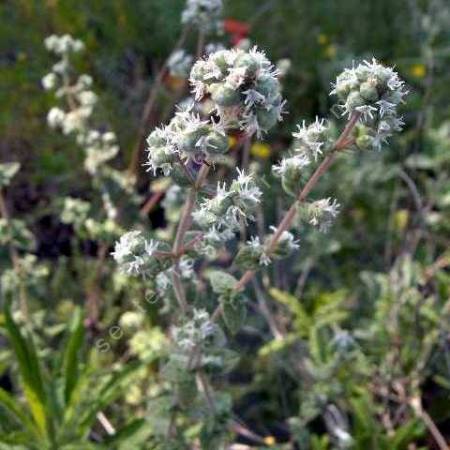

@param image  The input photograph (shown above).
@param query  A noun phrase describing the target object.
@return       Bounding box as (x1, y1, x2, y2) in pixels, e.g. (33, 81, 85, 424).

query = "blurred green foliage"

(1, 0, 450, 448)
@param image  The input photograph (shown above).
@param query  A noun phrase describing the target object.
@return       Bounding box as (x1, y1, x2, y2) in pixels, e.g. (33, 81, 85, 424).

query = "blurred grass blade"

(0, 387, 39, 437)
(102, 418, 152, 447)
(4, 303, 48, 439)
(77, 362, 141, 437)
(62, 307, 85, 405)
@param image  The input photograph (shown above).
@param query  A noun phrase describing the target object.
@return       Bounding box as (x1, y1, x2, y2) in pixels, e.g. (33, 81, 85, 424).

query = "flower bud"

(210, 83, 241, 107)
(204, 130, 229, 155)
(359, 80, 379, 102)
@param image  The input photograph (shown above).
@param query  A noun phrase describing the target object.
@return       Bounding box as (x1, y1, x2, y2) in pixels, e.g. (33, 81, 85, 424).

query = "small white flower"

(292, 117, 330, 160)
(47, 107, 65, 128)
(78, 90, 97, 106)
(42, 73, 57, 90)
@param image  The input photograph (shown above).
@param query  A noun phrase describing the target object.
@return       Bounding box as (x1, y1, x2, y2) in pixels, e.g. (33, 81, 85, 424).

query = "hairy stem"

(171, 163, 210, 312)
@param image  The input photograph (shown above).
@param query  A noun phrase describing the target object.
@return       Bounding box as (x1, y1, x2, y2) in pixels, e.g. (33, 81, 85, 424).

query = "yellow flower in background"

(410, 64, 426, 79)
(251, 142, 271, 159)
(325, 44, 337, 59)
(228, 135, 238, 149)
(394, 209, 409, 231)
(317, 33, 329, 45)
(263, 436, 276, 446)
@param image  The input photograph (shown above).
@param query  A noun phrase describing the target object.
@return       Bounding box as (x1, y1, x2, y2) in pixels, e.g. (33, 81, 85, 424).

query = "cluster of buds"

(234, 229, 299, 269)
(331, 58, 407, 150)
(145, 108, 228, 175)
(304, 198, 341, 233)
(181, 0, 223, 34)
(43, 35, 120, 175)
(190, 47, 285, 136)
(172, 308, 223, 351)
(43, 36, 97, 136)
(192, 169, 262, 254)
(80, 130, 119, 175)
(272, 118, 334, 196)
(111, 231, 171, 278)
(44, 34, 84, 56)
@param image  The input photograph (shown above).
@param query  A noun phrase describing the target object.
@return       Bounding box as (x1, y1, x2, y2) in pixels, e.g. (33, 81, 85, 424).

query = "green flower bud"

(151, 147, 175, 165)
(210, 83, 241, 107)
(356, 134, 374, 150)
(346, 91, 365, 109)
(235, 53, 260, 77)
(359, 80, 379, 102)
(207, 194, 233, 216)
(234, 244, 264, 270)
(179, 126, 209, 153)
(256, 75, 280, 101)
(256, 106, 279, 131)
(211, 50, 231, 75)
(205, 130, 229, 155)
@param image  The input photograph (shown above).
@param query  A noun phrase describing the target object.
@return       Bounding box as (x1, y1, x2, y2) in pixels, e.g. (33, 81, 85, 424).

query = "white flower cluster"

(172, 308, 223, 351)
(145, 108, 228, 175)
(192, 169, 262, 255)
(181, 0, 223, 33)
(61, 197, 90, 227)
(331, 58, 408, 150)
(44, 34, 84, 56)
(273, 153, 310, 196)
(190, 47, 285, 136)
(155, 255, 196, 297)
(112, 231, 169, 278)
(272, 118, 332, 196)
(44, 34, 132, 210)
(234, 228, 299, 269)
(293, 118, 333, 161)
(167, 49, 193, 79)
(306, 198, 341, 233)
(80, 130, 119, 175)
(43, 35, 98, 137)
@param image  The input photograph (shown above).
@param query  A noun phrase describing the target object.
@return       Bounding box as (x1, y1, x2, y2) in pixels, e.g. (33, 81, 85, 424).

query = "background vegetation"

(0, 0, 449, 448)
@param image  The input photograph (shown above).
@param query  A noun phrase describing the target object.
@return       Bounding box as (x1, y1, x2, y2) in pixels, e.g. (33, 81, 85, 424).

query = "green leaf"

(4, 304, 48, 439)
(62, 307, 85, 406)
(77, 362, 141, 437)
(390, 419, 424, 449)
(205, 270, 237, 294)
(0, 387, 39, 437)
(221, 293, 246, 335)
(102, 418, 153, 448)
(269, 288, 310, 336)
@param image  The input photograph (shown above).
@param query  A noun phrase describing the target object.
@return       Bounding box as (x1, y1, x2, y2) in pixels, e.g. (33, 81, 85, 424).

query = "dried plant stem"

(171, 164, 210, 312)
(0, 190, 28, 319)
(196, 370, 216, 413)
(411, 399, 448, 450)
(128, 27, 190, 178)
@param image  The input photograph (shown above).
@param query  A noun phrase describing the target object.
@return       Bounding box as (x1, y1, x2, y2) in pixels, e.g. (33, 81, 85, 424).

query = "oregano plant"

(111, 40, 408, 446)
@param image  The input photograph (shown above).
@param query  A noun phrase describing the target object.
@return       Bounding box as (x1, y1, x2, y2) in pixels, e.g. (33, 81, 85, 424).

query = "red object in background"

(224, 19, 250, 45)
